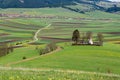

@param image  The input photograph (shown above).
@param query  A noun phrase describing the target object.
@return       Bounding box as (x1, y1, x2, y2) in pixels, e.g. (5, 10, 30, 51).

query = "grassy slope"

(0, 45, 38, 65)
(0, 8, 88, 18)
(1, 43, 118, 74)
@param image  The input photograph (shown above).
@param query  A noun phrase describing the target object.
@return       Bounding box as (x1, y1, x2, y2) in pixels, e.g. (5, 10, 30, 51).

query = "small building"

(88, 38, 93, 45)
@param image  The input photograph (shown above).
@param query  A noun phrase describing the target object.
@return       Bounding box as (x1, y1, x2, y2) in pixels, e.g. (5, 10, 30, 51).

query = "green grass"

(39, 18, 120, 42)
(0, 43, 119, 75)
(0, 8, 88, 18)
(0, 8, 120, 43)
(0, 45, 39, 65)
(1, 69, 119, 80)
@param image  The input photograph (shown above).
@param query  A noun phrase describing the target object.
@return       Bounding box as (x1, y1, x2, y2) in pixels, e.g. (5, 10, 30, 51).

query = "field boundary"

(0, 66, 120, 78)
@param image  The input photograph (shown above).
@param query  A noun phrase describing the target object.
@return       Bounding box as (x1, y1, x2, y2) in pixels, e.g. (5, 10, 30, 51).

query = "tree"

(97, 33, 104, 46)
(86, 31, 92, 40)
(9, 44, 14, 53)
(81, 32, 86, 44)
(72, 29, 80, 44)
(0, 43, 9, 57)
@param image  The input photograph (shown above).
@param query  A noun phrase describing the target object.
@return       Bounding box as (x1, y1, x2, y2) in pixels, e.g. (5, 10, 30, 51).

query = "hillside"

(0, 0, 120, 13)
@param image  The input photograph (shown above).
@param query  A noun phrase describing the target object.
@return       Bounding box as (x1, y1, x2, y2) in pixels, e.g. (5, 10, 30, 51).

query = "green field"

(1, 68, 120, 80)
(0, 8, 120, 80)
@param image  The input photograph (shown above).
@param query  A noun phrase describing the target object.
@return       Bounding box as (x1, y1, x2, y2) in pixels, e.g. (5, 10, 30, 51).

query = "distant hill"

(0, 0, 120, 13)
(0, 0, 75, 8)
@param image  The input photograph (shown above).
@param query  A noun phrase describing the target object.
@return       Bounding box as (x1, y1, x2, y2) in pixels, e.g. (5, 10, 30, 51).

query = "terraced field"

(0, 18, 48, 44)
(40, 18, 120, 43)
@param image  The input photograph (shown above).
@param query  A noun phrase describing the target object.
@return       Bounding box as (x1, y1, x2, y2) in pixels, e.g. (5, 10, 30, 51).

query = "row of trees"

(0, 43, 14, 57)
(36, 42, 57, 55)
(72, 29, 104, 46)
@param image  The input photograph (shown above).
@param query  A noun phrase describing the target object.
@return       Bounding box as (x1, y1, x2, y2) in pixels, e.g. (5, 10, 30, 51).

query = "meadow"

(0, 8, 120, 80)
(1, 68, 120, 80)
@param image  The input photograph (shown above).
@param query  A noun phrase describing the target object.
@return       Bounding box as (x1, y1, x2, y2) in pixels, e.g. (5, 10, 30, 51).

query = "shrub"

(23, 56, 27, 60)
(0, 43, 10, 57)
(37, 42, 57, 56)
(47, 42, 57, 52)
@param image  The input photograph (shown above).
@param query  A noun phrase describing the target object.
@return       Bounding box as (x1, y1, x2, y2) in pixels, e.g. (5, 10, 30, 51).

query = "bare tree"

(81, 32, 86, 44)
(97, 33, 104, 46)
(9, 44, 14, 53)
(86, 31, 92, 40)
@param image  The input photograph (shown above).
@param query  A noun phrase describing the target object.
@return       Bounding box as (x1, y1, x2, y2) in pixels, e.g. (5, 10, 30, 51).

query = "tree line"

(0, 43, 14, 57)
(72, 29, 104, 46)
(36, 42, 57, 55)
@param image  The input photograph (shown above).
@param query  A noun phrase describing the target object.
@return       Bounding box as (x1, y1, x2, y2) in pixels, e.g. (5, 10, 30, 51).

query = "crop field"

(40, 18, 120, 43)
(0, 18, 49, 43)
(0, 8, 120, 80)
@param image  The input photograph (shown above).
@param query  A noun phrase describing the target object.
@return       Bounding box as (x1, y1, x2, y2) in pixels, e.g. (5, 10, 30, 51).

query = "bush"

(47, 42, 57, 52)
(23, 56, 27, 60)
(38, 48, 45, 55)
(0, 43, 10, 57)
(37, 42, 57, 56)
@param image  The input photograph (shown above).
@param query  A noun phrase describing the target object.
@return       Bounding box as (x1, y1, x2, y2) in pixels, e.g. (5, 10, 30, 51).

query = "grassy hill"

(0, 43, 120, 74)
(0, 7, 120, 80)
(0, 43, 120, 80)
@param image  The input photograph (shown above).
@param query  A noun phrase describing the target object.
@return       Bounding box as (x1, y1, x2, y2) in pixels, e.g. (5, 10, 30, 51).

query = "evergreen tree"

(72, 29, 80, 44)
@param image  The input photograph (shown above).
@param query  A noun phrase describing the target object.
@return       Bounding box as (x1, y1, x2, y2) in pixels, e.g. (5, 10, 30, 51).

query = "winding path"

(4, 23, 60, 67)
(30, 24, 51, 43)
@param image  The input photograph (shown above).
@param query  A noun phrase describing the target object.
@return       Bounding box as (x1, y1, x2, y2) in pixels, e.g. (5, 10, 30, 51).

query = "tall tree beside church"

(72, 29, 80, 44)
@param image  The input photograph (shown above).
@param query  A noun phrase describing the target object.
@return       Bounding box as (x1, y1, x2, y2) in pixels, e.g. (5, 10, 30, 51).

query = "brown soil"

(40, 37, 71, 42)
(0, 33, 10, 37)
(53, 22, 86, 24)
(104, 38, 120, 42)
(115, 42, 120, 44)
(104, 32, 120, 34)
(42, 33, 69, 36)
(0, 24, 37, 30)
